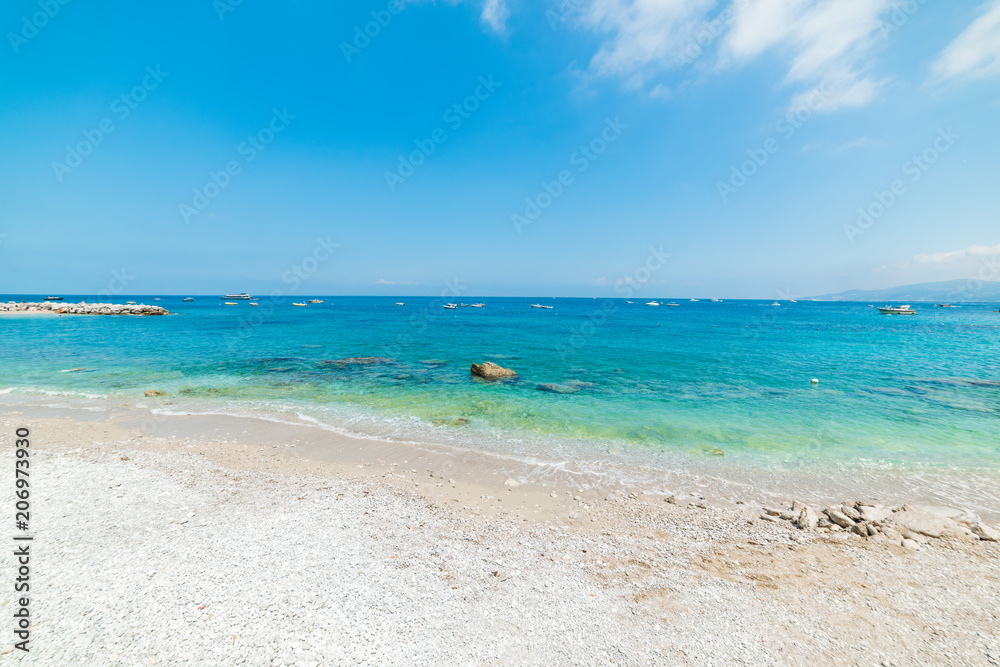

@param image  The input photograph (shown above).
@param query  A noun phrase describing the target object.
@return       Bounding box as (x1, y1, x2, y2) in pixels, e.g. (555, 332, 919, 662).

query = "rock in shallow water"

(470, 361, 517, 379)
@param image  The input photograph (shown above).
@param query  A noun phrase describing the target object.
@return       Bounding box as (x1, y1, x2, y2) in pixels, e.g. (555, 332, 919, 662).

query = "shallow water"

(2, 294, 999, 513)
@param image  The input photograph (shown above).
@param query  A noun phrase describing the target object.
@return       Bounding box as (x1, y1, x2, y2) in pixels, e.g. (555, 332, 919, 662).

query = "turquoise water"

(2, 295, 999, 507)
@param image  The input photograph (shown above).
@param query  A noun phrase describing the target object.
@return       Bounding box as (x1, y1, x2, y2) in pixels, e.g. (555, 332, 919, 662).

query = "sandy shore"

(2, 407, 999, 666)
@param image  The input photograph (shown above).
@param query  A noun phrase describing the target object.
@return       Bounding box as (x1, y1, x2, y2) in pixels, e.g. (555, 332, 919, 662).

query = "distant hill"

(812, 279, 1000, 302)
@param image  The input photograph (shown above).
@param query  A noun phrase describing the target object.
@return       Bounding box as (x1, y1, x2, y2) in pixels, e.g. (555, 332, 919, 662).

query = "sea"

(2, 294, 999, 516)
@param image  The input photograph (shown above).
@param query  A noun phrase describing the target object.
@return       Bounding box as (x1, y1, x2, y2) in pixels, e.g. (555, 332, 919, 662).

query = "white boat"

(666, 302, 680, 307)
(645, 301, 660, 306)
(471, 303, 485, 308)
(395, 302, 405, 306)
(690, 298, 699, 302)
(182, 297, 194, 302)
(444, 303, 458, 309)
(789, 299, 797, 303)
(626, 301, 634, 304)
(770, 302, 780, 306)
(530, 304, 553, 309)
(292, 302, 307, 307)
(221, 293, 252, 300)
(127, 301, 136, 305)
(307, 299, 323, 304)
(878, 304, 916, 315)
(711, 298, 722, 302)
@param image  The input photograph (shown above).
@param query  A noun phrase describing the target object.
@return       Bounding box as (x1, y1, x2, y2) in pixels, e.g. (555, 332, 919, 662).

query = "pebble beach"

(3, 410, 999, 666)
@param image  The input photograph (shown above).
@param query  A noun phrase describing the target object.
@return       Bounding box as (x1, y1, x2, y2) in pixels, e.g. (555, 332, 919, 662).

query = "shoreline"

(4, 391, 1000, 524)
(2, 407, 999, 664)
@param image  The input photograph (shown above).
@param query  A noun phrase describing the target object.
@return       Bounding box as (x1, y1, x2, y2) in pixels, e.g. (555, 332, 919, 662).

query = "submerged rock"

(144, 390, 164, 397)
(470, 361, 517, 379)
(322, 357, 395, 367)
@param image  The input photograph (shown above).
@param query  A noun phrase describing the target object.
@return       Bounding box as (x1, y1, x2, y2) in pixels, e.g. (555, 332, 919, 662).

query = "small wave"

(0, 386, 106, 400)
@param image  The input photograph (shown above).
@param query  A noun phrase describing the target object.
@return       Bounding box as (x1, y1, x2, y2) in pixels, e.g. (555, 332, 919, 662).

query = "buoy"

(811, 378, 819, 384)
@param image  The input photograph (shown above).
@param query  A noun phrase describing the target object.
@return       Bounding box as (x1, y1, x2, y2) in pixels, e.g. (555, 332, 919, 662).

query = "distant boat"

(44, 296, 63, 301)
(789, 299, 797, 303)
(935, 303, 956, 308)
(530, 304, 553, 309)
(690, 299, 699, 302)
(770, 302, 781, 306)
(182, 297, 194, 302)
(878, 304, 916, 315)
(221, 293, 252, 300)
(153, 298, 160, 301)
(127, 301, 136, 305)
(395, 302, 405, 306)
(292, 302, 307, 307)
(626, 301, 634, 304)
(471, 303, 485, 308)
(460, 303, 469, 307)
(250, 302, 258, 306)
(224, 302, 238, 306)
(444, 303, 458, 309)
(666, 302, 680, 307)
(711, 298, 722, 302)
(307, 299, 323, 304)
(645, 301, 660, 306)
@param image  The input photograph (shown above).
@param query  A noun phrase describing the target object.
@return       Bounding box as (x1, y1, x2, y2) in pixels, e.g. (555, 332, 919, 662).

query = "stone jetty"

(1, 301, 170, 316)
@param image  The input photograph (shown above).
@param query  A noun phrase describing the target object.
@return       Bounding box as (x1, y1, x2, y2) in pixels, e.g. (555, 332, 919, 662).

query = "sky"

(0, 0, 998, 298)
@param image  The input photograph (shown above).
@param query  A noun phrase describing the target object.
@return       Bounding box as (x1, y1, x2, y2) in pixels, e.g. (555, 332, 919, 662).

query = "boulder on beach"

(470, 361, 517, 379)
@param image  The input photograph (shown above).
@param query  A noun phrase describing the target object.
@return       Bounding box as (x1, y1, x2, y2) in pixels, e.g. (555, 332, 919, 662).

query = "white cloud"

(912, 243, 1000, 265)
(481, 0, 510, 33)
(930, 0, 1000, 82)
(723, 0, 891, 112)
(375, 278, 418, 285)
(581, 0, 716, 82)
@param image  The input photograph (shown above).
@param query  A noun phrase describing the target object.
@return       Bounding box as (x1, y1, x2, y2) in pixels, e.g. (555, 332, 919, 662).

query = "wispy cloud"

(722, 0, 892, 112)
(930, 0, 1000, 83)
(375, 278, 419, 285)
(912, 243, 1000, 265)
(481, 0, 510, 33)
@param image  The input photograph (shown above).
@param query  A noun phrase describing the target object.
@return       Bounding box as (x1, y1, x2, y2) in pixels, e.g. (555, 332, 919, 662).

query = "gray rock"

(826, 509, 856, 529)
(859, 505, 890, 523)
(970, 522, 1000, 541)
(796, 507, 819, 531)
(901, 539, 920, 550)
(841, 505, 863, 522)
(470, 361, 517, 379)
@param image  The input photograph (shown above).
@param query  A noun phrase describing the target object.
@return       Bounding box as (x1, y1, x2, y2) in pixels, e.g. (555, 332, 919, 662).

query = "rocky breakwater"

(760, 499, 1000, 549)
(0, 301, 170, 316)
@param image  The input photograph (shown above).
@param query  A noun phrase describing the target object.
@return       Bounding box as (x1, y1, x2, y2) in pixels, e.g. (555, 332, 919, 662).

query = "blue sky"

(1, 0, 998, 298)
